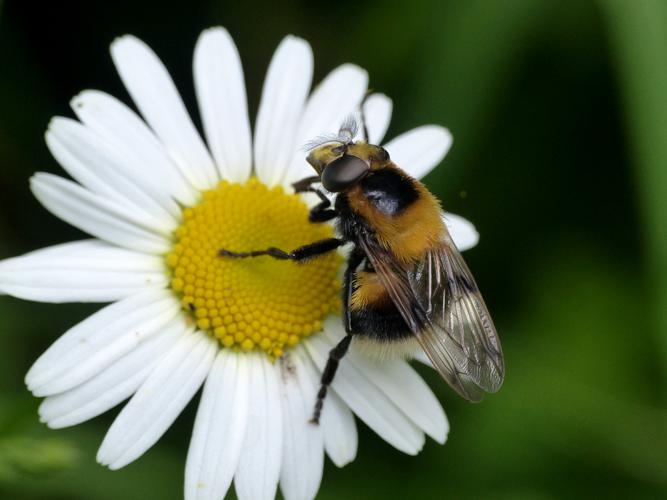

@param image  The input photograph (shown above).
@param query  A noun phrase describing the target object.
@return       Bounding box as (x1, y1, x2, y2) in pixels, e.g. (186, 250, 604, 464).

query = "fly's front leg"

(292, 176, 320, 193)
(309, 201, 337, 223)
(219, 238, 344, 262)
(292, 176, 337, 223)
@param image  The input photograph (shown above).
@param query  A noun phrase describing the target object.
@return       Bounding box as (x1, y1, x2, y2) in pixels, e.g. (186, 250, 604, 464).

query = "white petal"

(305, 329, 424, 455)
(31, 173, 171, 254)
(301, 352, 357, 467)
(185, 350, 249, 500)
(0, 240, 167, 303)
(111, 35, 218, 191)
(345, 351, 448, 444)
(363, 93, 392, 144)
(234, 353, 281, 500)
(321, 390, 357, 467)
(278, 349, 324, 500)
(26, 288, 180, 396)
(284, 64, 368, 185)
(445, 212, 479, 251)
(47, 117, 177, 229)
(254, 36, 313, 186)
(194, 28, 252, 183)
(98, 331, 216, 470)
(39, 315, 189, 429)
(71, 90, 197, 206)
(384, 125, 452, 179)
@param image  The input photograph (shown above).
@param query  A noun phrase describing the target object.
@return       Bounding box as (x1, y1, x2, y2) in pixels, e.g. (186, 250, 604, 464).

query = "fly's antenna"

(304, 96, 377, 151)
(302, 134, 343, 151)
(359, 90, 373, 142)
(303, 115, 358, 151)
(338, 115, 358, 143)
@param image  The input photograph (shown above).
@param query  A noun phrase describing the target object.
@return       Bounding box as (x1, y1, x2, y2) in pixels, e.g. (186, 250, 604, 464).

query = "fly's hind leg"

(310, 249, 364, 424)
(310, 334, 352, 424)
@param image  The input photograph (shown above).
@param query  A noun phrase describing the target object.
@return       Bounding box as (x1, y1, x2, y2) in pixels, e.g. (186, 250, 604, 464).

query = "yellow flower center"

(167, 178, 342, 358)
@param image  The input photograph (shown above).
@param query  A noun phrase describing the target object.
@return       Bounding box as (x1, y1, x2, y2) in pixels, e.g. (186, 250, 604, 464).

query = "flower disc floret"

(167, 178, 342, 358)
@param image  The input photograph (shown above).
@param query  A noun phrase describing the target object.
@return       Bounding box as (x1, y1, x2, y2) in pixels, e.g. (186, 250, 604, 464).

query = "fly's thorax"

(342, 165, 446, 262)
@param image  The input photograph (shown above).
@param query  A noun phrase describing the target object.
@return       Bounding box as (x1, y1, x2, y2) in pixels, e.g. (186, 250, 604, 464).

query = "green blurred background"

(0, 0, 665, 498)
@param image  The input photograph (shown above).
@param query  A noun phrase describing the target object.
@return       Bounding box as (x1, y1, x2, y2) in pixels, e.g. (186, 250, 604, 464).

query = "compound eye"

(378, 147, 390, 162)
(321, 154, 370, 192)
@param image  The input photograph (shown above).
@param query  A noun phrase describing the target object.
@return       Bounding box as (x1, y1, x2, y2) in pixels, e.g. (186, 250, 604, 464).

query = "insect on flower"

(220, 99, 505, 423)
(2, 27, 492, 499)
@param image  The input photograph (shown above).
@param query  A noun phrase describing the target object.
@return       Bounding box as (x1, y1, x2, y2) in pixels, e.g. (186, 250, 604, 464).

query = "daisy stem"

(602, 0, 667, 397)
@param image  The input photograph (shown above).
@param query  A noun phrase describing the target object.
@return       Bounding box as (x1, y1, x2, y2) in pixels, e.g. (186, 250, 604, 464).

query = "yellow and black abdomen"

(349, 268, 413, 343)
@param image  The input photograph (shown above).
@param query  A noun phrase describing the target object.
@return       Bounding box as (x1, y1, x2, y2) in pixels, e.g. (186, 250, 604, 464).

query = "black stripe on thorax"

(359, 167, 420, 216)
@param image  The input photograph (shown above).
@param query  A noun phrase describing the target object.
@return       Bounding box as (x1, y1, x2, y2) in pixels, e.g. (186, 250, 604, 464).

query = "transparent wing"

(357, 232, 504, 401)
(413, 237, 504, 394)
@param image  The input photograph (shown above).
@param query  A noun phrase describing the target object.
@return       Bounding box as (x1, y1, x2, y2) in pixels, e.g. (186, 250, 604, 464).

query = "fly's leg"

(309, 201, 337, 223)
(292, 176, 320, 193)
(292, 176, 337, 223)
(219, 238, 344, 262)
(220, 177, 343, 259)
(310, 249, 363, 424)
(310, 334, 352, 424)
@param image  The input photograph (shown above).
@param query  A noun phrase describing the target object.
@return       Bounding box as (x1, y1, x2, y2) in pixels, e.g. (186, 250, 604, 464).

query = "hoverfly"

(219, 100, 504, 423)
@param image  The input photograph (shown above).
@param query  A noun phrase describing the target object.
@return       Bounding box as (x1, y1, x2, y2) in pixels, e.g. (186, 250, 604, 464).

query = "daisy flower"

(0, 27, 480, 500)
